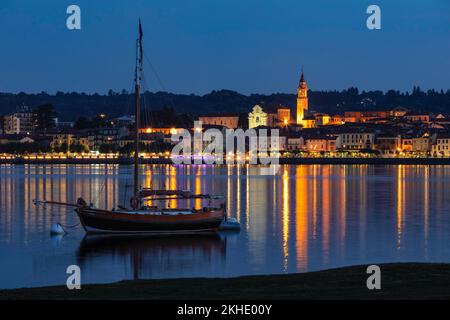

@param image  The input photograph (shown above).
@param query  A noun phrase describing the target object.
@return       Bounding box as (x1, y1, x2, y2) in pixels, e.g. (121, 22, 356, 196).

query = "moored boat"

(76, 199, 225, 234)
(33, 20, 228, 234)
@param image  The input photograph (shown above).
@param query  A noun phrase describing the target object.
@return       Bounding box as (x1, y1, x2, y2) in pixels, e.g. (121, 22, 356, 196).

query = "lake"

(1, 164, 450, 289)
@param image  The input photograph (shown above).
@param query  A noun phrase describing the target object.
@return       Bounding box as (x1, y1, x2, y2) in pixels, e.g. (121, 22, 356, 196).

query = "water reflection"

(3, 164, 450, 288)
(77, 234, 226, 280)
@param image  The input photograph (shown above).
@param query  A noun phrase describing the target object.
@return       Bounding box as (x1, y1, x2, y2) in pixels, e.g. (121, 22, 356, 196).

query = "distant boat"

(34, 20, 226, 234)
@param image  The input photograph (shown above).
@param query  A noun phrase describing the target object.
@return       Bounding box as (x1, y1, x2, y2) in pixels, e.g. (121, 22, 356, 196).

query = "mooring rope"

(58, 222, 80, 229)
(34, 201, 81, 230)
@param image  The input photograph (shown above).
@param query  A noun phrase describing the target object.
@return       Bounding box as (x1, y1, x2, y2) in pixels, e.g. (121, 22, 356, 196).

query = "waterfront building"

(266, 107, 292, 127)
(266, 135, 287, 152)
(343, 112, 363, 122)
(267, 112, 278, 127)
(277, 135, 287, 152)
(140, 127, 184, 135)
(401, 137, 413, 152)
(412, 134, 433, 153)
(305, 135, 337, 152)
(88, 127, 129, 150)
(287, 136, 304, 151)
(50, 131, 89, 151)
(344, 111, 389, 123)
(432, 134, 450, 157)
(335, 131, 375, 150)
(118, 134, 155, 148)
(55, 120, 75, 129)
(375, 134, 402, 154)
(338, 108, 415, 124)
(390, 107, 409, 118)
(299, 113, 345, 128)
(248, 105, 268, 129)
(114, 116, 135, 127)
(344, 115, 357, 123)
(2, 115, 20, 134)
(2, 106, 35, 135)
(405, 112, 430, 123)
(328, 115, 345, 125)
(302, 116, 316, 129)
(277, 108, 291, 126)
(315, 113, 330, 126)
(252, 127, 287, 152)
(432, 114, 450, 125)
(198, 115, 240, 129)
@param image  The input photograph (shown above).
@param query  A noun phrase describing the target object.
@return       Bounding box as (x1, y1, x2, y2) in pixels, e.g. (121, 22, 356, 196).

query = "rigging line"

(92, 172, 107, 207)
(125, 66, 136, 117)
(140, 73, 152, 129)
(123, 178, 129, 207)
(59, 222, 80, 229)
(144, 78, 153, 127)
(122, 64, 138, 123)
(143, 51, 178, 110)
(139, 86, 147, 128)
(143, 51, 167, 92)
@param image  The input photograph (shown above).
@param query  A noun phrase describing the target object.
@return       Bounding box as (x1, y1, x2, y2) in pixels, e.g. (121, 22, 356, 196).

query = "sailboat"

(33, 21, 226, 234)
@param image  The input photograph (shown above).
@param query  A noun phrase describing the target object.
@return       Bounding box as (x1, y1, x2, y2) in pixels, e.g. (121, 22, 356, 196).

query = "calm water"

(1, 164, 450, 289)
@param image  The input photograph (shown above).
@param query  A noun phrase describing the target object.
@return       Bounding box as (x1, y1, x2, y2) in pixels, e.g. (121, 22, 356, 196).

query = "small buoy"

(50, 223, 66, 235)
(219, 217, 241, 231)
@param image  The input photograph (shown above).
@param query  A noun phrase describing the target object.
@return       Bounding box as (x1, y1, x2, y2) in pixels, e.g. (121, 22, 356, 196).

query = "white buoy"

(50, 223, 66, 235)
(219, 217, 241, 231)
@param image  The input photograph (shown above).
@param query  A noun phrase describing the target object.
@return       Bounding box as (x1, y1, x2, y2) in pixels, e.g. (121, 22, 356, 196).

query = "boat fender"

(130, 197, 138, 209)
(77, 197, 87, 207)
(50, 223, 66, 235)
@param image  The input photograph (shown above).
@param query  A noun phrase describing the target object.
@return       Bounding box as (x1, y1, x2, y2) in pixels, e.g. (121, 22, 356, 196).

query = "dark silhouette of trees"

(98, 143, 117, 153)
(1, 87, 450, 121)
(73, 116, 91, 130)
(141, 105, 193, 128)
(0, 142, 50, 154)
(74, 114, 113, 130)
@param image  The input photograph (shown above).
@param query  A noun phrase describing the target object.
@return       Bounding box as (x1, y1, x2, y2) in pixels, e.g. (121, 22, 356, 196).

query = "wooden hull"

(75, 207, 224, 234)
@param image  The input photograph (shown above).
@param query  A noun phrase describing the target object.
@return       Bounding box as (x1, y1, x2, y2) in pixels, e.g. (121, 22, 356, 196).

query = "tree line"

(1, 87, 450, 122)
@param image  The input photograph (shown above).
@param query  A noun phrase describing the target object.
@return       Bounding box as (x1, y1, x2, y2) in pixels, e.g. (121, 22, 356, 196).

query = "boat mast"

(134, 20, 143, 198)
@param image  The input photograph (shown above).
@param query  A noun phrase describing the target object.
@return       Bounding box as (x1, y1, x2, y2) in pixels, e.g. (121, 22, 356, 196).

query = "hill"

(1, 87, 449, 121)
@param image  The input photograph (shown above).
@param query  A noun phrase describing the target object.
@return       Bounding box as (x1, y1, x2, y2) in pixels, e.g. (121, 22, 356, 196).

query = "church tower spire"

(296, 68, 308, 125)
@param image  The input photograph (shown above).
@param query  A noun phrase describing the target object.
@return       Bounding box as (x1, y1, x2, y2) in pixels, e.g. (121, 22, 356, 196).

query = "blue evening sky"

(0, 0, 449, 94)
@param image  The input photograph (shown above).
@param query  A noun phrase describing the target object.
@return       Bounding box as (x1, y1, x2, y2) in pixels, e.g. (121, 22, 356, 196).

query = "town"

(1, 72, 450, 163)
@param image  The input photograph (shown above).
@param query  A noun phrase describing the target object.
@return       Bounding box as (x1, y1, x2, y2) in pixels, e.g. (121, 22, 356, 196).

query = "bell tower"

(296, 69, 308, 125)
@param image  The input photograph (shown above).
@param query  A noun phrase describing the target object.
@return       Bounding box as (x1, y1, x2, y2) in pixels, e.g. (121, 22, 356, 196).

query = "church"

(296, 70, 309, 126)
(248, 70, 309, 128)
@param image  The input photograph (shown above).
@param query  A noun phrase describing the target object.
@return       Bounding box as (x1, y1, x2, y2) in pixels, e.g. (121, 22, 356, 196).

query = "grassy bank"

(2, 263, 450, 300)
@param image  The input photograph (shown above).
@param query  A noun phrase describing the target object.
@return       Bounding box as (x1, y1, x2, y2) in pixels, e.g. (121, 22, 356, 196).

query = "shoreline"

(2, 263, 450, 299)
(2, 157, 450, 165)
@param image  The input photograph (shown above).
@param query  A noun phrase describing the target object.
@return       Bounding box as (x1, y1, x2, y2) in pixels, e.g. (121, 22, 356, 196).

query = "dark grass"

(2, 263, 450, 300)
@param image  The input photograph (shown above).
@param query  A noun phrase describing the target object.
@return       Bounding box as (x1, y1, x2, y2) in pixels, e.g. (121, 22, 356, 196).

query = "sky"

(0, 0, 449, 95)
